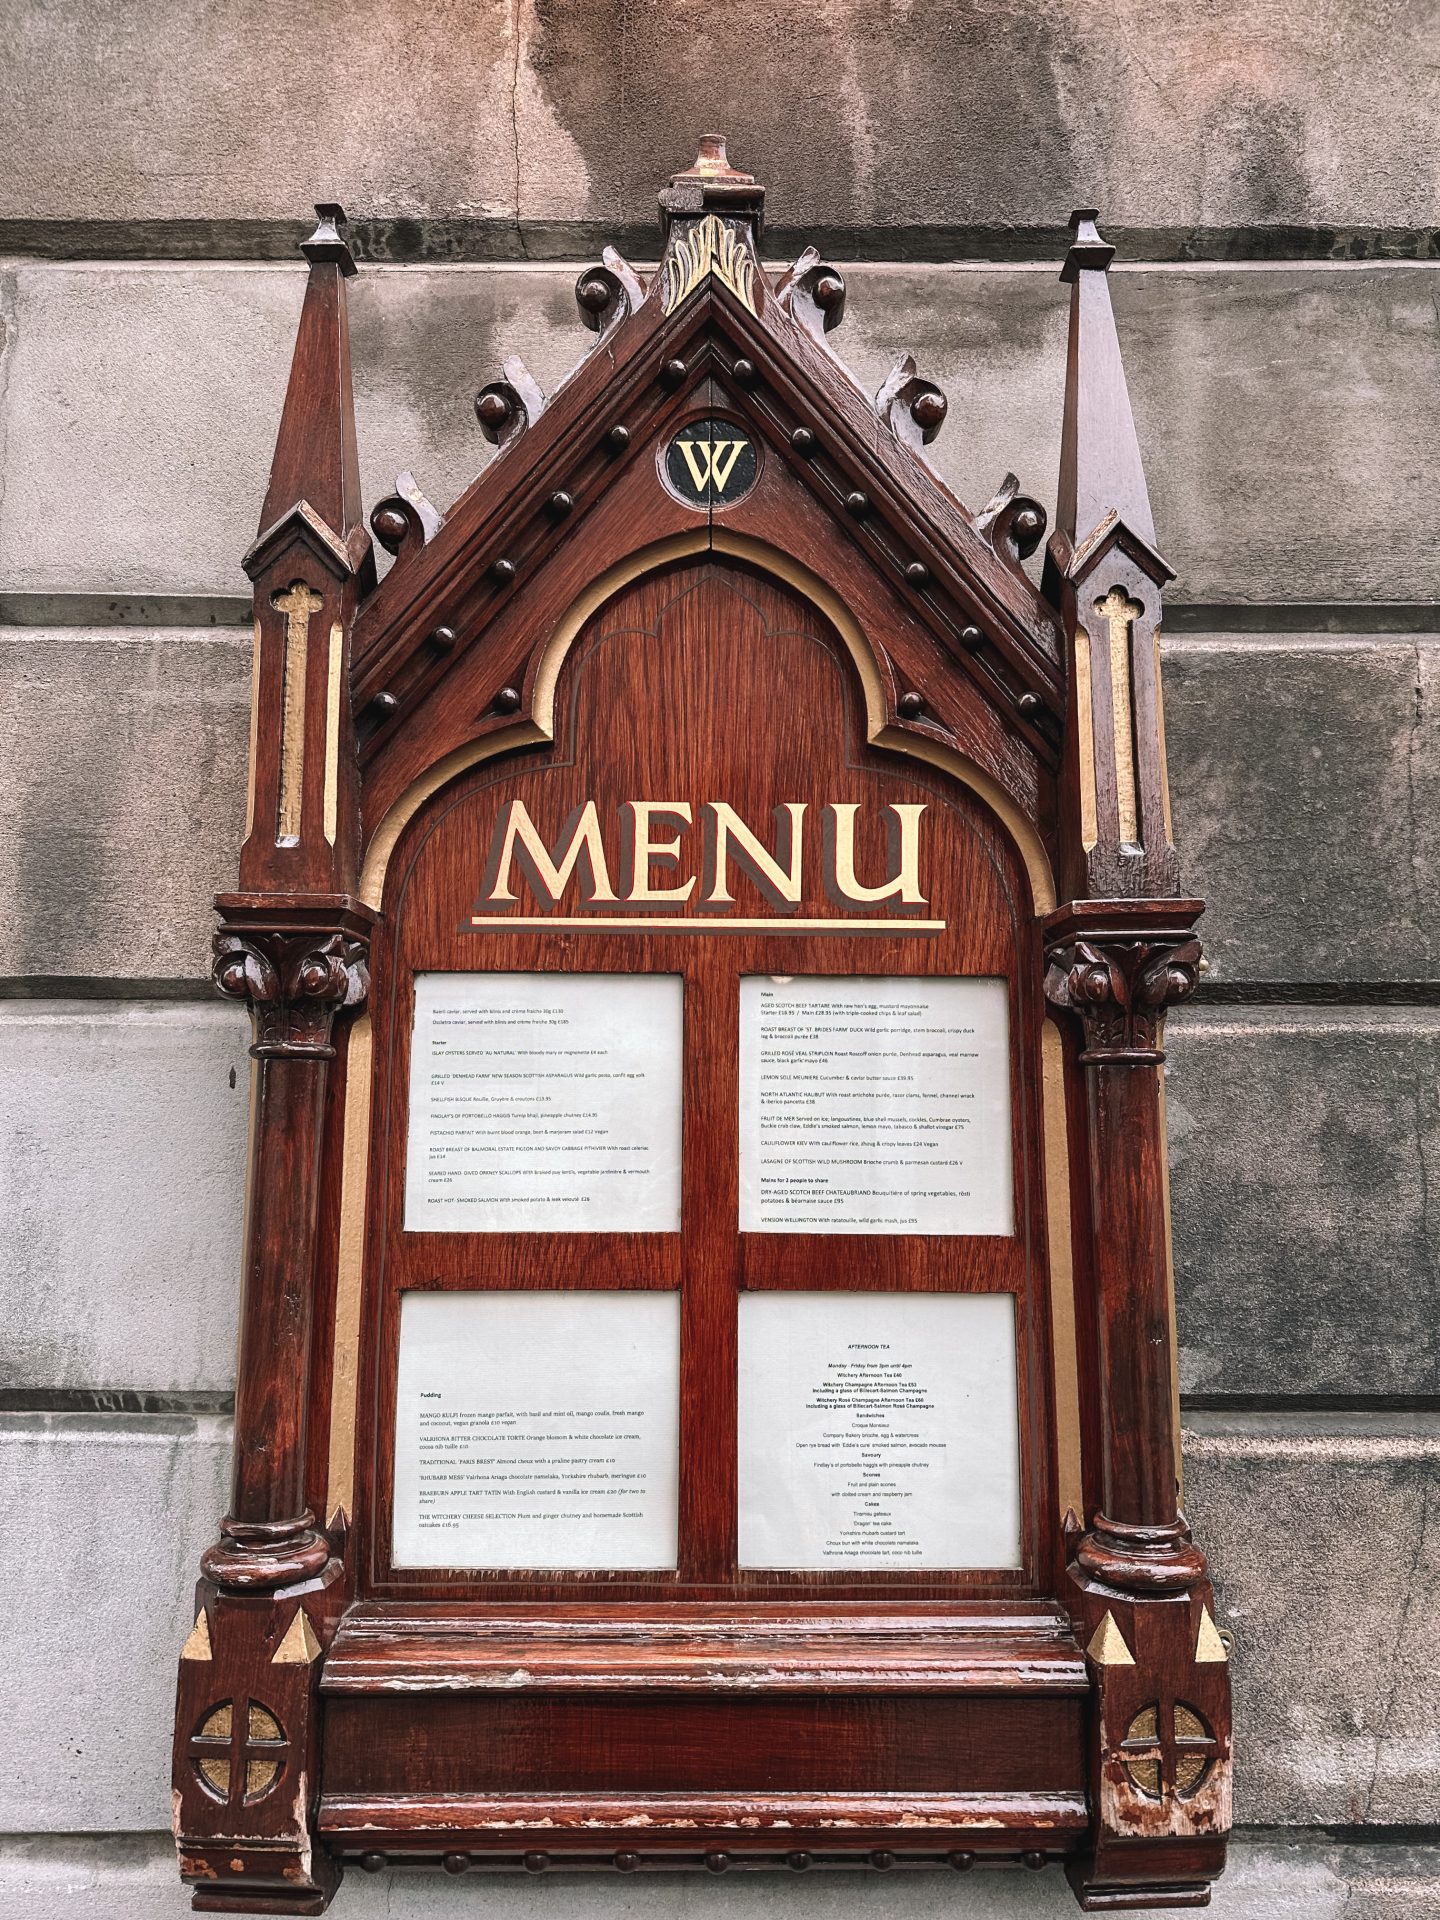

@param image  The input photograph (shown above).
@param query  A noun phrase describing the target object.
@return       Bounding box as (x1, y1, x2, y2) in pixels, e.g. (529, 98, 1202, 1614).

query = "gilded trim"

(180, 1610, 212, 1661)
(1153, 625, 1174, 843)
(361, 530, 1056, 914)
(1158, 1060, 1185, 1496)
(1074, 624, 1098, 853)
(323, 620, 343, 846)
(1195, 1605, 1228, 1664)
(361, 534, 708, 907)
(1087, 1611, 1136, 1667)
(1042, 1020, 1084, 1524)
(243, 618, 262, 840)
(271, 1609, 322, 1665)
(274, 582, 322, 843)
(663, 213, 757, 314)
(1096, 587, 1139, 845)
(712, 531, 1058, 913)
(325, 1013, 372, 1523)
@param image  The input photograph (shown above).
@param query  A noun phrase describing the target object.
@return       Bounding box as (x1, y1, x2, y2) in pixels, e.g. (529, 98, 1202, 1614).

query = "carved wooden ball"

(475, 389, 512, 430)
(911, 388, 948, 432)
(370, 503, 410, 551)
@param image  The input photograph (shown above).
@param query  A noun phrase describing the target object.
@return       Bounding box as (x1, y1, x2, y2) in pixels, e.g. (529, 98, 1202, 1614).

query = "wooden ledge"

(319, 1788, 1091, 1840)
(321, 1602, 1088, 1695)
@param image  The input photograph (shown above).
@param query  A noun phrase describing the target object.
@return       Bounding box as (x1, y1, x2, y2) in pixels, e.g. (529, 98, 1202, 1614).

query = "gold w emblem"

(675, 436, 749, 493)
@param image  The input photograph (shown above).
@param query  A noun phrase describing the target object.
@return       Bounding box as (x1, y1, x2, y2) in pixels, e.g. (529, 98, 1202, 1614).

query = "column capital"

(1044, 900, 1203, 1065)
(213, 893, 376, 1058)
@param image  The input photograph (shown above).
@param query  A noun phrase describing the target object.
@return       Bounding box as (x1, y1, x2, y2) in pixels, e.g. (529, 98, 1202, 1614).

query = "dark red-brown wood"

(172, 146, 1231, 1917)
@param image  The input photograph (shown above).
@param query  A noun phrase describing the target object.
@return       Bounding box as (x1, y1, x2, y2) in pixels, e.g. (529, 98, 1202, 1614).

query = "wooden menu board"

(171, 141, 1231, 1914)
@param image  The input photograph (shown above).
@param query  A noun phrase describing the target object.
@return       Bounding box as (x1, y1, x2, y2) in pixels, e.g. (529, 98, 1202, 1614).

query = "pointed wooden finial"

(1086, 1610, 1136, 1667)
(1056, 208, 1155, 554)
(659, 133, 765, 247)
(254, 202, 364, 555)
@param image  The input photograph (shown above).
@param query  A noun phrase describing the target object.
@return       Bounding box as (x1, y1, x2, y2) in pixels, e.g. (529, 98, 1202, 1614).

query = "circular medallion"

(661, 417, 759, 509)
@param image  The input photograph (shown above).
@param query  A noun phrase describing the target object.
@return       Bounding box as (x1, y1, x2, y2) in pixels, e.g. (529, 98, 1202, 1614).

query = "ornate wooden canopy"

(172, 139, 1231, 1914)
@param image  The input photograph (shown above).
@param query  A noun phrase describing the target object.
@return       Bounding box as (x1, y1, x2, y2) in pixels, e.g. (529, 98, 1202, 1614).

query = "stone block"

(0, 1003, 248, 1394)
(1185, 1411, 1440, 1828)
(1162, 638, 1440, 984)
(0, 630, 250, 982)
(1166, 1008, 1440, 1399)
(838, 265, 1440, 608)
(4, 265, 1439, 608)
(0, 1413, 231, 1831)
(0, 2, 1435, 246)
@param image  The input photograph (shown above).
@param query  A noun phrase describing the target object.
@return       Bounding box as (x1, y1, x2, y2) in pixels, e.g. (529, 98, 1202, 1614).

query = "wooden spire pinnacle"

(1056, 209, 1156, 556)
(253, 203, 364, 561)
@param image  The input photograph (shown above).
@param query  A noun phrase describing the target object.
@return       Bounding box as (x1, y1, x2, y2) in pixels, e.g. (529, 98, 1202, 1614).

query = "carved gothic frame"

(171, 148, 1231, 1914)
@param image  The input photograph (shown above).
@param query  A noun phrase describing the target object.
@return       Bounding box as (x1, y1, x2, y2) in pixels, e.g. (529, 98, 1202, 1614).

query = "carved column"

(1044, 902, 1203, 1588)
(173, 205, 372, 1916)
(1045, 211, 1231, 1908)
(204, 901, 373, 1588)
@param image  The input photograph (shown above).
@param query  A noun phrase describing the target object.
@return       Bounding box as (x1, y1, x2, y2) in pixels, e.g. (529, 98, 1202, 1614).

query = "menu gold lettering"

(481, 799, 619, 905)
(824, 802, 927, 904)
(703, 802, 806, 908)
(474, 798, 931, 920)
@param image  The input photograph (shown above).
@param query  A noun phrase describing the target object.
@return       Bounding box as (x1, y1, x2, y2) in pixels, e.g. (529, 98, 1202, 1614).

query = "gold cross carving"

(271, 582, 324, 843)
(1093, 586, 1145, 847)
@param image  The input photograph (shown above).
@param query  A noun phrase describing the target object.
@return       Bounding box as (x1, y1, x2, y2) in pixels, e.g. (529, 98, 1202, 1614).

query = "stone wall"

(1, 5, 1437, 1915)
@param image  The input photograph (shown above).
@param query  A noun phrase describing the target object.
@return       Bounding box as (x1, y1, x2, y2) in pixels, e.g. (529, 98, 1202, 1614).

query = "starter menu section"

(737, 1291, 1022, 1570)
(404, 971, 683, 1232)
(738, 975, 1013, 1235)
(392, 1290, 681, 1569)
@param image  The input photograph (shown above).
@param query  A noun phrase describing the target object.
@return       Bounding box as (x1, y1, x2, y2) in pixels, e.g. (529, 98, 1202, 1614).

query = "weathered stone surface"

(0, 631, 249, 982)
(1163, 638, 1440, 983)
(1186, 1411, 1440, 1828)
(3, 264, 1438, 606)
(3, 626, 1434, 990)
(3, 1830, 1437, 1919)
(0, 1004, 248, 1393)
(0, 1413, 230, 1831)
(0, 265, 582, 598)
(839, 265, 1440, 607)
(1167, 1008, 1440, 1399)
(1, 2, 1437, 246)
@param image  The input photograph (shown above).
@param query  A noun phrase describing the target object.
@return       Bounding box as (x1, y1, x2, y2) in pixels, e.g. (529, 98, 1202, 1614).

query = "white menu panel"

(738, 975, 1013, 1235)
(737, 1291, 1021, 1570)
(405, 971, 683, 1232)
(393, 1289, 681, 1569)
